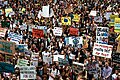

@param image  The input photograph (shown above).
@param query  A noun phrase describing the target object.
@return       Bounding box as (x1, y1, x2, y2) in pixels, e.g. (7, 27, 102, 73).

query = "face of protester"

(105, 62, 109, 69)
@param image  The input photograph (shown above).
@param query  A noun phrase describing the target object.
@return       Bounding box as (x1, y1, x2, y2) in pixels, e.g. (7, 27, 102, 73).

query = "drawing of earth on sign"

(73, 38, 79, 47)
(64, 18, 68, 22)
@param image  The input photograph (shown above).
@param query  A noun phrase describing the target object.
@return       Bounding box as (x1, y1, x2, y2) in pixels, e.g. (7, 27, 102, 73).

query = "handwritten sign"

(96, 27, 109, 44)
(19, 66, 36, 79)
(32, 28, 44, 38)
(0, 40, 15, 55)
(112, 53, 120, 64)
(93, 43, 113, 58)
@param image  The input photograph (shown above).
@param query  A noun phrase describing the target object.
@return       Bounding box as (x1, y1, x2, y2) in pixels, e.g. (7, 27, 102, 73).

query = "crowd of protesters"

(0, 0, 120, 80)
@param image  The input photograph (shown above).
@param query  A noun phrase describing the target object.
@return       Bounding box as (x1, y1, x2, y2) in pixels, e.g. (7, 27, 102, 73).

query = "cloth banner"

(53, 27, 62, 36)
(93, 43, 113, 58)
(0, 28, 7, 37)
(0, 40, 15, 55)
(110, 15, 119, 21)
(115, 18, 120, 24)
(65, 37, 83, 48)
(8, 32, 23, 44)
(96, 27, 109, 44)
(69, 27, 78, 36)
(114, 24, 120, 33)
(61, 17, 71, 25)
(32, 28, 44, 38)
(19, 66, 36, 79)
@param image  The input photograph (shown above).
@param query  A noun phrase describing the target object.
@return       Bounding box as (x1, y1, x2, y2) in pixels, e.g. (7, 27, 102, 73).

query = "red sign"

(69, 27, 78, 36)
(32, 29, 44, 38)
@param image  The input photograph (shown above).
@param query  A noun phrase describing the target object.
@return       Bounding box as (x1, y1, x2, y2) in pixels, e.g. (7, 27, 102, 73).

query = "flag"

(61, 17, 71, 25)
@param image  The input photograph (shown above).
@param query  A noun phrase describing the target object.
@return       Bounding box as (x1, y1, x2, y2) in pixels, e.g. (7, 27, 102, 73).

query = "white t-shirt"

(112, 74, 117, 80)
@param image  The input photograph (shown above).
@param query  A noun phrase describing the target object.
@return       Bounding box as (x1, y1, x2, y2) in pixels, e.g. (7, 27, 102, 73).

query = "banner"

(115, 18, 120, 24)
(0, 40, 15, 55)
(114, 24, 120, 33)
(53, 27, 62, 36)
(58, 57, 69, 66)
(61, 17, 71, 25)
(112, 53, 120, 64)
(0, 62, 15, 73)
(65, 37, 83, 48)
(72, 14, 80, 22)
(53, 55, 64, 61)
(108, 22, 115, 27)
(93, 43, 113, 58)
(0, 28, 7, 37)
(8, 32, 23, 44)
(110, 15, 119, 21)
(5, 8, 13, 17)
(32, 28, 44, 38)
(17, 59, 29, 66)
(96, 27, 109, 44)
(72, 62, 84, 74)
(16, 44, 28, 53)
(31, 52, 39, 66)
(69, 27, 78, 36)
(19, 66, 36, 79)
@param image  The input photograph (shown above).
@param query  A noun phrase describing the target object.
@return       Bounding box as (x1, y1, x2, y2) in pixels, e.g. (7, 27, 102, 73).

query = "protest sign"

(0, 62, 15, 73)
(69, 27, 79, 36)
(115, 18, 120, 24)
(86, 61, 98, 74)
(89, 10, 97, 16)
(53, 27, 62, 36)
(58, 57, 69, 66)
(61, 17, 71, 25)
(43, 55, 52, 64)
(42, 5, 50, 17)
(93, 43, 113, 58)
(0, 28, 7, 37)
(19, 66, 36, 79)
(36, 26, 47, 34)
(112, 53, 120, 64)
(17, 59, 29, 66)
(72, 14, 80, 22)
(110, 15, 119, 21)
(114, 24, 120, 33)
(32, 28, 44, 38)
(31, 52, 39, 66)
(108, 22, 115, 27)
(94, 16, 102, 23)
(8, 32, 23, 44)
(0, 40, 15, 55)
(96, 27, 109, 44)
(53, 55, 64, 61)
(16, 44, 28, 53)
(72, 62, 84, 74)
(116, 41, 120, 53)
(65, 37, 83, 48)
(5, 8, 13, 17)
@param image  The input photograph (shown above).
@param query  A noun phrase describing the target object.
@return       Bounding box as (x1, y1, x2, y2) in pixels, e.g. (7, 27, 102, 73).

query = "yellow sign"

(5, 8, 13, 17)
(108, 22, 115, 27)
(72, 14, 80, 22)
(110, 15, 119, 20)
(61, 17, 71, 25)
(115, 18, 120, 24)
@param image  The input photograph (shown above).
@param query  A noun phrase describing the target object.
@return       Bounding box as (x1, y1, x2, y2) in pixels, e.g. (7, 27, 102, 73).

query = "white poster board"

(53, 55, 64, 61)
(93, 43, 113, 58)
(53, 27, 62, 36)
(20, 66, 36, 79)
